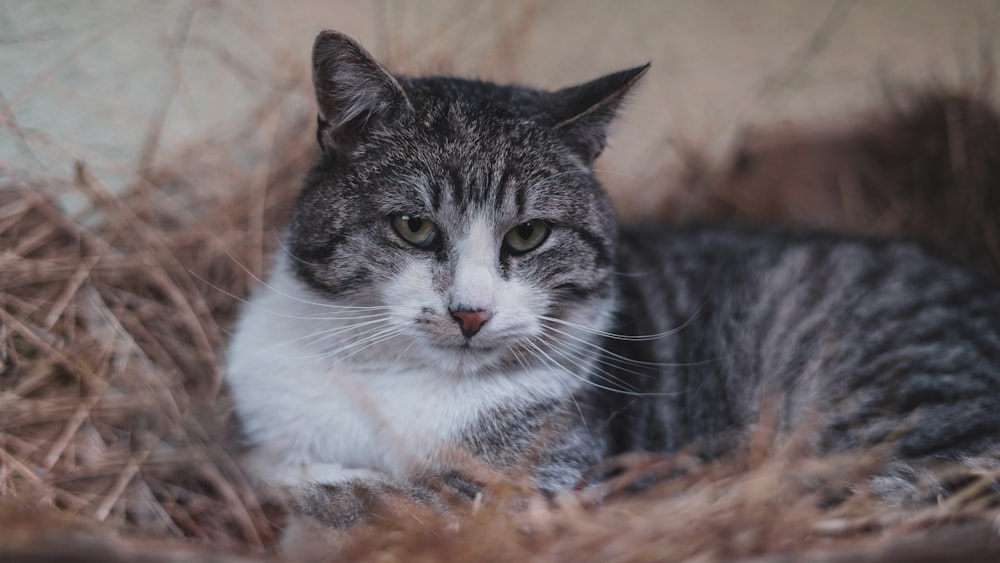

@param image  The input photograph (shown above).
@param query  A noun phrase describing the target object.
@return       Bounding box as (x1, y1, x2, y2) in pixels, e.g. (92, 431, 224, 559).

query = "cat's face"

(286, 31, 646, 375)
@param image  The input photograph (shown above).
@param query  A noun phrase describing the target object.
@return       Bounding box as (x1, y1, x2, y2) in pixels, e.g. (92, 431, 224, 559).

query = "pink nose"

(450, 309, 493, 338)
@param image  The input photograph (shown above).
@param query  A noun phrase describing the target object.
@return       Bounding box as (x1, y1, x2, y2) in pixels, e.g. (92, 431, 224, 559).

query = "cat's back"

(618, 222, 993, 317)
(608, 222, 1000, 457)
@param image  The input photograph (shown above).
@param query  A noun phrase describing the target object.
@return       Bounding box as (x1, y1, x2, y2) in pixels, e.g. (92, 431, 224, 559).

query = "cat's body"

(599, 223, 1000, 459)
(225, 30, 1000, 530)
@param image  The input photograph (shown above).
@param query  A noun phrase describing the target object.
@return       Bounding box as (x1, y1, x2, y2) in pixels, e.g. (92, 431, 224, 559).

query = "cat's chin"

(423, 342, 522, 375)
(429, 341, 500, 358)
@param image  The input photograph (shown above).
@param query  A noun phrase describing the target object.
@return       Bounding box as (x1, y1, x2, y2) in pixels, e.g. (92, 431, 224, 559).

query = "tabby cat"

(225, 30, 1000, 531)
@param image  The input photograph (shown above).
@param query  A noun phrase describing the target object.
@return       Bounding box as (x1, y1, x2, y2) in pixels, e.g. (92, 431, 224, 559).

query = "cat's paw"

(278, 474, 477, 560)
(295, 463, 385, 486)
(242, 447, 385, 488)
(287, 470, 483, 531)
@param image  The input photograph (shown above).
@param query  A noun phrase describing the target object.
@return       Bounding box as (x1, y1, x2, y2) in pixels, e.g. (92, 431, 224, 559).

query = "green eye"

(391, 214, 439, 248)
(504, 220, 551, 254)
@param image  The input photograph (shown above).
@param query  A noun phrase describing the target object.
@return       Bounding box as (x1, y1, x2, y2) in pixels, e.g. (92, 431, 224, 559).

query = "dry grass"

(271, 430, 1000, 562)
(0, 90, 315, 559)
(3, 37, 1000, 563)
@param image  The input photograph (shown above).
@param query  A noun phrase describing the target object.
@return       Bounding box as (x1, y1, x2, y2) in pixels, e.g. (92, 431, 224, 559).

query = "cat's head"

(286, 30, 647, 375)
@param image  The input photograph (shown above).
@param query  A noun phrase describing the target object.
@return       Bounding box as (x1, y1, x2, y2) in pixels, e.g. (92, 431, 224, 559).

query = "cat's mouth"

(413, 311, 508, 353)
(431, 341, 498, 353)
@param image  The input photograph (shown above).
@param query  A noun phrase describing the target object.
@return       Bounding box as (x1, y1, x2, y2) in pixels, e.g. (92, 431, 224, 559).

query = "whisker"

(535, 333, 639, 393)
(538, 302, 704, 342)
(190, 270, 391, 321)
(222, 249, 391, 311)
(540, 322, 720, 369)
(523, 340, 657, 397)
(510, 345, 532, 373)
(284, 316, 396, 348)
(312, 326, 408, 361)
(277, 237, 320, 267)
(530, 334, 683, 398)
(261, 321, 387, 359)
(336, 327, 410, 362)
(543, 333, 659, 382)
(521, 339, 590, 433)
(299, 311, 396, 322)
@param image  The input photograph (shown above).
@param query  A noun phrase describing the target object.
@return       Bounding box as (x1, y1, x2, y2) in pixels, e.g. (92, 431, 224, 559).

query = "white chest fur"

(224, 258, 569, 486)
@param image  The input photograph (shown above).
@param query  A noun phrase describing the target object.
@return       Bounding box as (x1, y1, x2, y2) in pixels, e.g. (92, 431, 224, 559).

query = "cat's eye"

(504, 220, 551, 254)
(391, 214, 439, 248)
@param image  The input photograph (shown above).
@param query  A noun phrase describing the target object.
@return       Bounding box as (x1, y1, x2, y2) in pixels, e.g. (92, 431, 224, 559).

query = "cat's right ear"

(549, 64, 650, 165)
(312, 30, 413, 156)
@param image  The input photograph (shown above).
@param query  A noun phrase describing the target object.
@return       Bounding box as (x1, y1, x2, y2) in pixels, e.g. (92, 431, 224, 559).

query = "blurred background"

(3, 0, 999, 204)
(3, 2, 1000, 556)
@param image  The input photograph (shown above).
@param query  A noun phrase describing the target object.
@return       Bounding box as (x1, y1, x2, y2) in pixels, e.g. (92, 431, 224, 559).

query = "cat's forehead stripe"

(449, 165, 465, 207)
(492, 166, 512, 214)
(425, 160, 521, 218)
(429, 175, 442, 212)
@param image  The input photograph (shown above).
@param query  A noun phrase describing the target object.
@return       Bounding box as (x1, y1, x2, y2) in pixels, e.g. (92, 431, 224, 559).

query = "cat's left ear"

(312, 30, 414, 157)
(549, 63, 650, 164)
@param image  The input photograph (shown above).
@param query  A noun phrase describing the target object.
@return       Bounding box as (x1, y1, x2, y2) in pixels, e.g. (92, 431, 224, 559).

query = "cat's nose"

(449, 308, 493, 338)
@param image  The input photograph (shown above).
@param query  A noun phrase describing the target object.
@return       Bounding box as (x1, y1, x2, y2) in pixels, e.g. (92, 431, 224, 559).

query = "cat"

(224, 29, 1000, 533)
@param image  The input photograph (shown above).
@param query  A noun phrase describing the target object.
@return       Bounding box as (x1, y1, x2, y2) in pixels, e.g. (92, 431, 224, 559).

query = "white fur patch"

(449, 220, 498, 311)
(225, 252, 574, 487)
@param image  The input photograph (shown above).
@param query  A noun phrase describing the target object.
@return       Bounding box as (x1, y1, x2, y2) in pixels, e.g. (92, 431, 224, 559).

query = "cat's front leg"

(257, 462, 387, 489)
(241, 444, 384, 488)
(287, 472, 469, 530)
(277, 469, 482, 555)
(241, 463, 468, 557)
(277, 473, 432, 556)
